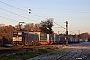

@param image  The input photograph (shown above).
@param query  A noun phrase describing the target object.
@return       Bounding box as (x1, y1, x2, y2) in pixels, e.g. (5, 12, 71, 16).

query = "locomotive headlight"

(32, 41, 33, 42)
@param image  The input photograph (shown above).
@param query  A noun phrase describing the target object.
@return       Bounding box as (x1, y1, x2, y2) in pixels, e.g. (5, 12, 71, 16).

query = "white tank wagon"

(12, 32, 39, 46)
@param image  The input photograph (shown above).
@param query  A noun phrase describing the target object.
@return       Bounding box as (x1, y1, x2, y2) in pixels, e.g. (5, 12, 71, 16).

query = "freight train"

(12, 32, 84, 45)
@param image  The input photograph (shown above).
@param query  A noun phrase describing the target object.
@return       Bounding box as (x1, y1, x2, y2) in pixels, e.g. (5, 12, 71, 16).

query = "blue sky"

(0, 0, 90, 34)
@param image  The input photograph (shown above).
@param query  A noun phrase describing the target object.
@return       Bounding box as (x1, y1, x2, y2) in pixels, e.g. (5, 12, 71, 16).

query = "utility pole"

(66, 21, 68, 46)
(78, 30, 80, 42)
(78, 30, 80, 35)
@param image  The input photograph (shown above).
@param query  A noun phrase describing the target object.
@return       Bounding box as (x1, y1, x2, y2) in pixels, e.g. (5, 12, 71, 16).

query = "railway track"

(1, 42, 90, 60)
(28, 43, 90, 60)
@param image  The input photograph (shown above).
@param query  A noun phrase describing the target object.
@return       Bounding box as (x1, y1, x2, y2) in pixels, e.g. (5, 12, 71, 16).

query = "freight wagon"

(12, 32, 39, 45)
(35, 32, 56, 45)
(55, 35, 66, 44)
(38, 33, 83, 45)
(37, 33, 66, 45)
(39, 33, 50, 45)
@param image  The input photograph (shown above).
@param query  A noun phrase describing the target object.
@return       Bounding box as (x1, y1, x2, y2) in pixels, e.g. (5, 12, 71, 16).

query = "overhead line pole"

(65, 21, 68, 46)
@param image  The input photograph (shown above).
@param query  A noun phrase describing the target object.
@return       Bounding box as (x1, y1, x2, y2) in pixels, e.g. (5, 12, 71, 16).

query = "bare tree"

(80, 32, 90, 42)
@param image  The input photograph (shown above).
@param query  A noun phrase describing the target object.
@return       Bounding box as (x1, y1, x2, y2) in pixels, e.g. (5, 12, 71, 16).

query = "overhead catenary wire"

(54, 22, 65, 29)
(0, 0, 39, 23)
(0, 0, 47, 26)
(0, 0, 90, 14)
(0, 0, 27, 12)
(1, 0, 89, 20)
(0, 7, 36, 22)
(9, 0, 90, 13)
(10, 0, 28, 9)
(1, 0, 88, 20)
(25, 0, 90, 4)
(1, 0, 89, 21)
(0, 0, 45, 19)
(0, 15, 19, 22)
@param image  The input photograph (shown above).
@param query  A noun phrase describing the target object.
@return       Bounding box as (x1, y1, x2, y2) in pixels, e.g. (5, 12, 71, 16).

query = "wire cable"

(0, 15, 19, 22)
(0, 0, 27, 12)
(0, 7, 36, 22)
(54, 22, 65, 29)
